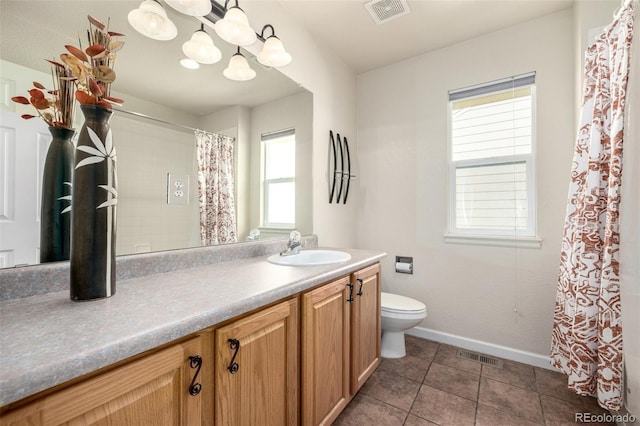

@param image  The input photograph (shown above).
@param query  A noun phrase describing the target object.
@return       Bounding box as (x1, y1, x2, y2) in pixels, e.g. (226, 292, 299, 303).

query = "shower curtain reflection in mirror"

(195, 130, 237, 246)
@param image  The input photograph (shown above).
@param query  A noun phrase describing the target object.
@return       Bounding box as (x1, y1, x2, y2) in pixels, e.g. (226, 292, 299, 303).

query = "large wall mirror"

(0, 0, 313, 269)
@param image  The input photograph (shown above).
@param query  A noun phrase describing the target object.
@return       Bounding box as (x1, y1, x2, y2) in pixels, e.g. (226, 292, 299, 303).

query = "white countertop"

(0, 248, 386, 407)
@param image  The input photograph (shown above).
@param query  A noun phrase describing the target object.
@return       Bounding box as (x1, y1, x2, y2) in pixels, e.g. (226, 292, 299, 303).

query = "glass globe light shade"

(257, 36, 292, 67)
(128, 0, 177, 41)
(214, 7, 257, 47)
(180, 58, 200, 69)
(182, 30, 222, 64)
(223, 52, 256, 81)
(165, 0, 212, 16)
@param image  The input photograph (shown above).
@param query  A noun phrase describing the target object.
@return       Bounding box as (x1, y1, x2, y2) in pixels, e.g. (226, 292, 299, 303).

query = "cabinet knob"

(188, 355, 202, 396)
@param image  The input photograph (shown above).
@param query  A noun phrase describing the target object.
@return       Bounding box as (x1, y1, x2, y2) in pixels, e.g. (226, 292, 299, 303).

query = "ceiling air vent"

(364, 0, 411, 25)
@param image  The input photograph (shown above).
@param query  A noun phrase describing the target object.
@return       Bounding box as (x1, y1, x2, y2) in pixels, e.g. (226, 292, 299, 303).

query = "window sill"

(443, 233, 542, 249)
(257, 226, 294, 234)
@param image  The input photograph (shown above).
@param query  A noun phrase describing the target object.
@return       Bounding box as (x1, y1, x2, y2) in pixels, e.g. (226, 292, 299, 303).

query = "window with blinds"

(448, 73, 536, 237)
(262, 129, 296, 228)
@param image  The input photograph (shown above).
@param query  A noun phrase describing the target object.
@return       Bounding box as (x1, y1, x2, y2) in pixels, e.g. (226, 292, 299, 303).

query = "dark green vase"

(40, 126, 75, 263)
(70, 105, 117, 301)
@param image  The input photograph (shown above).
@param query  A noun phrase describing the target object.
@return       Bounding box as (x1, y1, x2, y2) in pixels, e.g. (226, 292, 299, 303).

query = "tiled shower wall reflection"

(113, 115, 199, 255)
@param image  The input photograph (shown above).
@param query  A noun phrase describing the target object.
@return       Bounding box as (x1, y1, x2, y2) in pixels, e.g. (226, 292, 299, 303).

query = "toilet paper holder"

(395, 256, 413, 274)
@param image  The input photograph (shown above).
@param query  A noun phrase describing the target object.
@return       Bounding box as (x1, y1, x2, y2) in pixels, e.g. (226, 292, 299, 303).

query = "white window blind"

(448, 73, 536, 238)
(262, 129, 295, 228)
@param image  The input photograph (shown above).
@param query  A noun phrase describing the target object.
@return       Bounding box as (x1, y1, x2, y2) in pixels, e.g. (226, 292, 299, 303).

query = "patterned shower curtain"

(550, 0, 635, 411)
(195, 130, 237, 246)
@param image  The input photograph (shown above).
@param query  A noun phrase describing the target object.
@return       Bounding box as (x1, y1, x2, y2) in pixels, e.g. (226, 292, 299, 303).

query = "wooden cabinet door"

(301, 276, 351, 426)
(350, 263, 381, 394)
(1, 337, 203, 426)
(214, 298, 298, 426)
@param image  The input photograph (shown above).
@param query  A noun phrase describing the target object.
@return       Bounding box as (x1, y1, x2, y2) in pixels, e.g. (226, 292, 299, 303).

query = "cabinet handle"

(228, 338, 240, 374)
(347, 283, 354, 303)
(356, 278, 364, 296)
(188, 355, 202, 396)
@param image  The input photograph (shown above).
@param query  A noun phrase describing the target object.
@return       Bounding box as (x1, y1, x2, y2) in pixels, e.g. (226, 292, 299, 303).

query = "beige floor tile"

(534, 367, 606, 411)
(410, 384, 477, 426)
(377, 354, 431, 383)
(478, 377, 544, 423)
(476, 403, 544, 426)
(405, 335, 439, 361)
(403, 414, 438, 426)
(360, 369, 421, 411)
(337, 338, 616, 426)
(333, 393, 407, 426)
(540, 394, 615, 426)
(482, 358, 536, 391)
(433, 344, 482, 375)
(424, 362, 480, 401)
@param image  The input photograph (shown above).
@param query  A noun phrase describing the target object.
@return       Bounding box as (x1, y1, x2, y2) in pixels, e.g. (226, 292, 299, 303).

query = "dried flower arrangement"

(11, 64, 76, 129)
(61, 15, 125, 109)
(10, 15, 125, 127)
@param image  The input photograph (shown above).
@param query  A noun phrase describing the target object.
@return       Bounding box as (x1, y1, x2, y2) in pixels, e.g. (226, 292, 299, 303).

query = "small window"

(448, 73, 537, 239)
(262, 129, 295, 228)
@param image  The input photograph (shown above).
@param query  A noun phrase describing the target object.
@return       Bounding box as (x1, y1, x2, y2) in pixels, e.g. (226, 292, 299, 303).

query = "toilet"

(380, 292, 427, 358)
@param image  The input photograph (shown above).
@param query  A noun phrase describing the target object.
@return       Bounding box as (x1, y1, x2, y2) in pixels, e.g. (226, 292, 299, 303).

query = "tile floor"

(334, 336, 614, 426)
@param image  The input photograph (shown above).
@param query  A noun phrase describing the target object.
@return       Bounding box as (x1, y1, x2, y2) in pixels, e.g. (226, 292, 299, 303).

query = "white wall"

(242, 1, 358, 248)
(356, 10, 575, 358)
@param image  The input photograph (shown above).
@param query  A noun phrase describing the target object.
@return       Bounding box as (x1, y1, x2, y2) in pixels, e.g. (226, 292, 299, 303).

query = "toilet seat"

(381, 292, 426, 315)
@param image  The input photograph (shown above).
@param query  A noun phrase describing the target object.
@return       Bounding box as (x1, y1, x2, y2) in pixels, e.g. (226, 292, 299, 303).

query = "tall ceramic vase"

(70, 105, 117, 301)
(40, 127, 75, 263)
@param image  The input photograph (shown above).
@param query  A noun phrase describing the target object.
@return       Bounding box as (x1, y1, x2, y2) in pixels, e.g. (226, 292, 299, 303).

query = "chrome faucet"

(280, 230, 307, 256)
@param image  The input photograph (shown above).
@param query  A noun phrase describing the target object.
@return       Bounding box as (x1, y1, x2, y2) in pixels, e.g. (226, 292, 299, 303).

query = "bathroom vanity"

(0, 239, 385, 425)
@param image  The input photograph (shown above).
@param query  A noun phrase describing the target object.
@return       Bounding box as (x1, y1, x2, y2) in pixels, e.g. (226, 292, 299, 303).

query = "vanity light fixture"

(128, 0, 178, 41)
(182, 24, 222, 64)
(165, 0, 212, 17)
(128, 0, 292, 80)
(213, 0, 257, 47)
(256, 24, 292, 68)
(223, 47, 256, 81)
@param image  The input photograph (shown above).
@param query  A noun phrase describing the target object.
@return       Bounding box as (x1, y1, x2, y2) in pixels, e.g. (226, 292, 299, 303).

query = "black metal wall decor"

(328, 130, 355, 204)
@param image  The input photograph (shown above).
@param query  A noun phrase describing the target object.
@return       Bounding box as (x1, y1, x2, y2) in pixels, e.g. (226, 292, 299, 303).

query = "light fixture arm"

(221, 0, 240, 12)
(259, 24, 277, 40)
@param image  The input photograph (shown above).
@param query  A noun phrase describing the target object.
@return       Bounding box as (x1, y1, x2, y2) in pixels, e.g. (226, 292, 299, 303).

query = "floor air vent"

(456, 349, 504, 368)
(364, 0, 410, 25)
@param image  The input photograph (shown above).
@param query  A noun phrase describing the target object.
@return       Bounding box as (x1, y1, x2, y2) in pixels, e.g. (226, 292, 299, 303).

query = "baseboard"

(406, 326, 559, 371)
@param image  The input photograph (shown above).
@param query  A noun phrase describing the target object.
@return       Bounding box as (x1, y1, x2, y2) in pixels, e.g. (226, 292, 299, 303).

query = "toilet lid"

(381, 292, 426, 313)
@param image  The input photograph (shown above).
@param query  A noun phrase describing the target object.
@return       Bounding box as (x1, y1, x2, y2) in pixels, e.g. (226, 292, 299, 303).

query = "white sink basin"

(267, 249, 351, 266)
